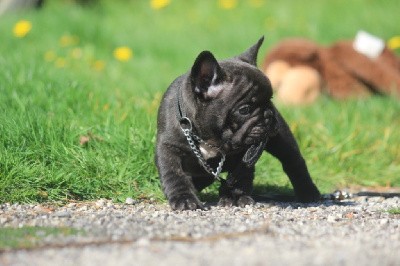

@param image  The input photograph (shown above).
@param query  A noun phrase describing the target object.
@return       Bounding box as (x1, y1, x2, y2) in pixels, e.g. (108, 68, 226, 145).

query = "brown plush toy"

(263, 38, 400, 105)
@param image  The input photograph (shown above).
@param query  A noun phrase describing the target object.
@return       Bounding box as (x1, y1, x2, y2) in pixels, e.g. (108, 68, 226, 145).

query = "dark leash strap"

(176, 85, 186, 120)
(253, 190, 400, 203)
(321, 190, 400, 200)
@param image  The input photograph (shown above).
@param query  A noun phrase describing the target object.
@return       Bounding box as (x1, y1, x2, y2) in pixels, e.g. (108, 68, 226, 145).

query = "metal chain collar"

(179, 117, 226, 182)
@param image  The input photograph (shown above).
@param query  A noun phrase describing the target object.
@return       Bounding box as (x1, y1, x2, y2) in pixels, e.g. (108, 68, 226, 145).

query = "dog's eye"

(238, 105, 251, 115)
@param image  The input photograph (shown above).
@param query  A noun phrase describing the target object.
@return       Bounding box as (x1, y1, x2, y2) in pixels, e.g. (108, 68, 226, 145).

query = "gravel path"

(1, 196, 399, 266)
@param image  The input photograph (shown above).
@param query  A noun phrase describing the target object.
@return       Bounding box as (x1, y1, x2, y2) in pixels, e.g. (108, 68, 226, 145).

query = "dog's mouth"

(232, 122, 278, 167)
(221, 116, 279, 158)
(242, 125, 276, 167)
(244, 126, 267, 145)
(221, 130, 267, 166)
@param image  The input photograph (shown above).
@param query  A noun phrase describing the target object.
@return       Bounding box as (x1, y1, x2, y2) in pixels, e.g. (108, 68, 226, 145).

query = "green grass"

(388, 208, 400, 215)
(0, 0, 399, 203)
(0, 226, 81, 250)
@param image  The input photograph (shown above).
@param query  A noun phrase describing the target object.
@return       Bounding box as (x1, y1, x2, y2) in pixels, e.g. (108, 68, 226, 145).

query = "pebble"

(95, 199, 107, 208)
(380, 218, 389, 225)
(125, 197, 136, 205)
(51, 211, 71, 218)
(78, 205, 88, 211)
(0, 217, 9, 224)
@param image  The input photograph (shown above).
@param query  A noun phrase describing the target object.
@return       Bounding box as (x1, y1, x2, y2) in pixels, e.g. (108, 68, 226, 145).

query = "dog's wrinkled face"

(221, 64, 278, 153)
(189, 37, 278, 155)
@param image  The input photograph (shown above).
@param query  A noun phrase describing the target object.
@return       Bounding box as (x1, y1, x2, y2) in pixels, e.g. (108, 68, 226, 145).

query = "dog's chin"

(222, 141, 246, 155)
(223, 136, 264, 155)
(245, 127, 269, 145)
(221, 125, 273, 154)
(244, 136, 262, 145)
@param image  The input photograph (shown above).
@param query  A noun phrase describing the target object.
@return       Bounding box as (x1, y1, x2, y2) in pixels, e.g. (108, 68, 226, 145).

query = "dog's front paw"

(218, 196, 235, 207)
(218, 195, 255, 207)
(169, 194, 204, 211)
(237, 195, 255, 207)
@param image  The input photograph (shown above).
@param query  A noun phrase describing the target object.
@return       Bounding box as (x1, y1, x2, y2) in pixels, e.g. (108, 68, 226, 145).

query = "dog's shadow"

(199, 184, 358, 208)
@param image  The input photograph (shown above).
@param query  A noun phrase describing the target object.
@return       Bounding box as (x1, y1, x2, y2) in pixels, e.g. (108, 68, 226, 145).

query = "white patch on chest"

(199, 143, 219, 160)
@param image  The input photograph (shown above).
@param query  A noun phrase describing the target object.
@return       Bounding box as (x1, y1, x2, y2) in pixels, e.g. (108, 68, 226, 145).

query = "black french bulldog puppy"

(155, 37, 321, 210)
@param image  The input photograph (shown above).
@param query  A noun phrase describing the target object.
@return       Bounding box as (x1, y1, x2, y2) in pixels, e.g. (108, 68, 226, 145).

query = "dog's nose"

(264, 109, 273, 118)
(264, 109, 274, 120)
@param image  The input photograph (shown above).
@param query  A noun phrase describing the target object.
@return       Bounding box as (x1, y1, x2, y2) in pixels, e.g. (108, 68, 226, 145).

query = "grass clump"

(388, 208, 400, 215)
(0, 226, 81, 250)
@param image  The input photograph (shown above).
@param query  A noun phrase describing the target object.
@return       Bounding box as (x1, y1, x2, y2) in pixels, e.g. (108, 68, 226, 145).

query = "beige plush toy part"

(263, 32, 400, 105)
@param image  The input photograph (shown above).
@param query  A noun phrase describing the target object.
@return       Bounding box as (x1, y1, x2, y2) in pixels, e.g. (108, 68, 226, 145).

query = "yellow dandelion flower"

(70, 48, 83, 59)
(92, 60, 106, 71)
(218, 0, 237, 9)
(55, 57, 66, 68)
(59, 34, 79, 47)
(119, 111, 128, 122)
(13, 20, 32, 38)
(103, 103, 110, 111)
(264, 17, 277, 30)
(44, 50, 56, 62)
(150, 0, 170, 10)
(113, 46, 133, 62)
(248, 0, 264, 8)
(387, 36, 400, 50)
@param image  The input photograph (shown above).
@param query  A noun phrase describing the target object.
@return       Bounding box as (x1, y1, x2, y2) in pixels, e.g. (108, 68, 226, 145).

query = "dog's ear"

(235, 36, 264, 66)
(191, 51, 224, 99)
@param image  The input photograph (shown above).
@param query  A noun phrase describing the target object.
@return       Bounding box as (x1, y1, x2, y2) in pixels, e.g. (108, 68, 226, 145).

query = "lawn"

(0, 0, 399, 203)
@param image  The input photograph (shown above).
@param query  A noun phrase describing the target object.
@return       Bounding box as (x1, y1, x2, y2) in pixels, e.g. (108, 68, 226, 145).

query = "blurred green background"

(0, 0, 399, 203)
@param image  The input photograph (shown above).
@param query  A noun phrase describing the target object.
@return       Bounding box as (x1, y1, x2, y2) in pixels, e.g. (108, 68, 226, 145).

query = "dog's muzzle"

(242, 109, 278, 167)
